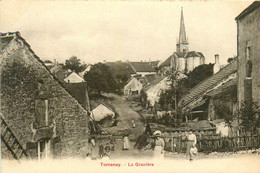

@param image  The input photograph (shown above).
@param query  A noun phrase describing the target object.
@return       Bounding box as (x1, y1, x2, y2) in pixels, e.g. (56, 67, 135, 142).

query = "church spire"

(176, 7, 189, 53)
(179, 7, 187, 44)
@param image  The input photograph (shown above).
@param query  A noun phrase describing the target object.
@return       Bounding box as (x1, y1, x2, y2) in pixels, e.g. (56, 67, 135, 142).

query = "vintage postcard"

(1, 0, 260, 173)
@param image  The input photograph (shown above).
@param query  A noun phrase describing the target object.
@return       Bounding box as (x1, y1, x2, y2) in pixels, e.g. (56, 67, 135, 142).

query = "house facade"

(0, 32, 89, 159)
(143, 76, 170, 106)
(236, 1, 260, 107)
(124, 77, 143, 95)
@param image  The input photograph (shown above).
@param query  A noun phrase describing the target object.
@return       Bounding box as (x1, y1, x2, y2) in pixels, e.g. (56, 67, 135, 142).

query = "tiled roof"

(159, 54, 178, 67)
(175, 52, 185, 58)
(179, 59, 237, 108)
(235, 1, 260, 20)
(139, 74, 162, 86)
(0, 37, 13, 50)
(185, 51, 203, 57)
(129, 62, 156, 72)
(150, 61, 160, 67)
(106, 61, 136, 75)
(206, 76, 237, 97)
(160, 51, 204, 68)
(143, 75, 166, 91)
(197, 52, 205, 57)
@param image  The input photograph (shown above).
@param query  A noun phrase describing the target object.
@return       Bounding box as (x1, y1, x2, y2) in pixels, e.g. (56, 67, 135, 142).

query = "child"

(104, 143, 111, 157)
(102, 153, 110, 160)
(98, 141, 104, 158)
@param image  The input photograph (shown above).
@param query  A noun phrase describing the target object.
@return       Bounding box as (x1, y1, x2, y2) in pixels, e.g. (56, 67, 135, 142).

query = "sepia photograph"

(1, 0, 260, 172)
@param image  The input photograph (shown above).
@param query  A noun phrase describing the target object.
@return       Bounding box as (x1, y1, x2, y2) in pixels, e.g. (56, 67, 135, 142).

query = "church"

(159, 8, 205, 74)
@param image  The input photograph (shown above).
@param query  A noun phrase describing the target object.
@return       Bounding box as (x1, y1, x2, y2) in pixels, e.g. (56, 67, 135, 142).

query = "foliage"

(115, 74, 129, 89)
(140, 89, 148, 108)
(159, 64, 214, 110)
(183, 64, 214, 90)
(158, 89, 175, 111)
(64, 56, 85, 73)
(227, 56, 236, 63)
(214, 87, 237, 124)
(105, 62, 133, 89)
(215, 102, 233, 125)
(236, 101, 260, 131)
(84, 63, 118, 95)
(158, 71, 187, 110)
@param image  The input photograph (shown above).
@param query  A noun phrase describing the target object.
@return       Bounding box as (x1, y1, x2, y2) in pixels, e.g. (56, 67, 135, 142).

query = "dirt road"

(101, 93, 145, 138)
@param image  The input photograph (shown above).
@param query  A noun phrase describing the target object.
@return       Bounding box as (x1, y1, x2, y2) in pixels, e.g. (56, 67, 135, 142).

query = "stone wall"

(0, 36, 89, 159)
(237, 7, 260, 107)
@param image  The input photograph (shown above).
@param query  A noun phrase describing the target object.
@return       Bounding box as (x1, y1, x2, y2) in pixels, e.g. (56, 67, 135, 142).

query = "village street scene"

(1, 1, 260, 173)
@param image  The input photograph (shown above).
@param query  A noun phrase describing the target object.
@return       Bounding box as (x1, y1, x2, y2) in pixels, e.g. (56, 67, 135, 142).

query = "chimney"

(213, 54, 220, 74)
(54, 59, 57, 65)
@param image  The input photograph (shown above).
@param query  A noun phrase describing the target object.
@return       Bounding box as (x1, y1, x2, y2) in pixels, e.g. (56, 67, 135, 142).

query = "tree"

(64, 56, 84, 73)
(140, 89, 148, 108)
(115, 74, 129, 89)
(84, 63, 117, 95)
(184, 64, 214, 89)
(237, 101, 260, 132)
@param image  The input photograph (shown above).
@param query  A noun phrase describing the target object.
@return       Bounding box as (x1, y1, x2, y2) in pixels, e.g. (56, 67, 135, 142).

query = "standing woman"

(90, 137, 98, 160)
(123, 129, 130, 150)
(186, 129, 197, 161)
(153, 130, 165, 159)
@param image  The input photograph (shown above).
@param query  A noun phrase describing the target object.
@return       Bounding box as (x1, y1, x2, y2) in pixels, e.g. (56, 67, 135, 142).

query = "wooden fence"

(162, 133, 260, 153)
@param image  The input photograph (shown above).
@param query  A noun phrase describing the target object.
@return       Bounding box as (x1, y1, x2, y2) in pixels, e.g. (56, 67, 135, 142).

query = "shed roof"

(179, 59, 237, 108)
(206, 76, 237, 97)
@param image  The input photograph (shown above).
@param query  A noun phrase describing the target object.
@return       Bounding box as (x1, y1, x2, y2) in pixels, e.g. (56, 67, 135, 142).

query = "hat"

(153, 130, 161, 136)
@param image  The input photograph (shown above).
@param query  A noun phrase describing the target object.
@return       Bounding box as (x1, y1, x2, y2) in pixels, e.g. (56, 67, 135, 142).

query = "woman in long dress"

(90, 137, 98, 159)
(123, 129, 130, 150)
(153, 130, 165, 159)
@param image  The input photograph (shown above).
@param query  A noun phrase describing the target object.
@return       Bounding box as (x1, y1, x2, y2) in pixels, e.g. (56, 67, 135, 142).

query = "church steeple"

(179, 7, 187, 43)
(176, 7, 189, 53)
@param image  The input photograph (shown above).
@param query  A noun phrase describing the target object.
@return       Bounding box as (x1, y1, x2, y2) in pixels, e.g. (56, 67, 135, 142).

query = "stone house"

(236, 1, 260, 108)
(0, 32, 89, 159)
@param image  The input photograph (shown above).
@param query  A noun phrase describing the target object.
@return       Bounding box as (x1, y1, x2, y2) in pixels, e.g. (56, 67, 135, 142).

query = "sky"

(1, 0, 253, 65)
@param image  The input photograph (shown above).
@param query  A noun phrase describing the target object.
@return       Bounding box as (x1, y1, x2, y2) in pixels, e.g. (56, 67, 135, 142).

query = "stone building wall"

(0, 35, 89, 159)
(237, 6, 260, 107)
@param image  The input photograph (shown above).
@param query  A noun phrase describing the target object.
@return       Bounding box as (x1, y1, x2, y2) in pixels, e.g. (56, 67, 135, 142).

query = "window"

(246, 42, 252, 78)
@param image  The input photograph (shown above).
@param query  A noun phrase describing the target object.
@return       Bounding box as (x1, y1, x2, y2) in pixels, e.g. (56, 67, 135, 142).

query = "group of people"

(87, 127, 198, 161)
(87, 137, 115, 160)
(151, 129, 197, 161)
